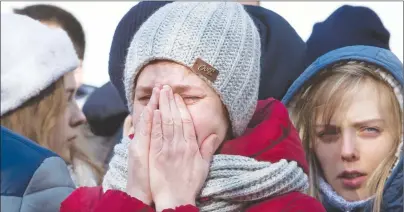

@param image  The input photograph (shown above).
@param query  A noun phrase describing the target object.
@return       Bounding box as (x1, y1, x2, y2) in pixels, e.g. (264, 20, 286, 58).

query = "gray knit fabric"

(103, 136, 309, 212)
(123, 2, 261, 137)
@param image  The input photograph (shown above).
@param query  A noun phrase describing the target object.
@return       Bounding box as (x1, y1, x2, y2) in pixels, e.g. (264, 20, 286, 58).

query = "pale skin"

(50, 71, 87, 159)
(314, 82, 395, 201)
(126, 61, 229, 210)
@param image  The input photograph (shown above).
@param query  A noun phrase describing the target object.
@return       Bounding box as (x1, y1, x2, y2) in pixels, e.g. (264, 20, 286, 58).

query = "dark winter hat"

(305, 5, 390, 68)
(108, 1, 172, 104)
(244, 5, 307, 100)
(82, 82, 128, 137)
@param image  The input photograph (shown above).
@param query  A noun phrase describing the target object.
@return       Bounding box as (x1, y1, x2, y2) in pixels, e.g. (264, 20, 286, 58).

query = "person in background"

(0, 13, 102, 187)
(61, 2, 325, 212)
(282, 6, 403, 212)
(14, 4, 104, 186)
(14, 4, 96, 107)
(304, 5, 391, 68)
(0, 14, 79, 211)
(1, 126, 76, 212)
(79, 82, 129, 171)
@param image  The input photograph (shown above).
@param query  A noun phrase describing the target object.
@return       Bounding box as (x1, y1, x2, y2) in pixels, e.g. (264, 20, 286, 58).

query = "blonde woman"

(282, 45, 403, 212)
(1, 13, 102, 187)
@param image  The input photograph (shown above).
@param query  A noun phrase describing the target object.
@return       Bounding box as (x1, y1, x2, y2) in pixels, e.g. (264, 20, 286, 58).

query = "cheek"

(54, 109, 70, 139)
(361, 134, 395, 169)
(48, 116, 70, 160)
(188, 103, 228, 147)
(314, 141, 339, 174)
(132, 104, 146, 126)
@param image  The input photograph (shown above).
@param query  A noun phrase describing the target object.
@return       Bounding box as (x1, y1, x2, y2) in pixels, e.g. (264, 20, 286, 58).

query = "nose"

(340, 131, 359, 162)
(70, 103, 87, 127)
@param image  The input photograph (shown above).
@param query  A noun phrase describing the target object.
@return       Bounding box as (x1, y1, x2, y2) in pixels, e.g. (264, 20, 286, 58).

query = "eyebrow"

(352, 119, 385, 128)
(315, 119, 385, 128)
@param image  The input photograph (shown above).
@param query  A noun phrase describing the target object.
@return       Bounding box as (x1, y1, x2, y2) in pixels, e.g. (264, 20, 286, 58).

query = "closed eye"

(137, 96, 151, 104)
(183, 96, 201, 104)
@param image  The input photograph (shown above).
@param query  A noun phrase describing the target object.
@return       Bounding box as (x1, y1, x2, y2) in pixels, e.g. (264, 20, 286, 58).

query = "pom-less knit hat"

(1, 13, 79, 116)
(109, 2, 306, 104)
(305, 5, 390, 68)
(124, 2, 261, 136)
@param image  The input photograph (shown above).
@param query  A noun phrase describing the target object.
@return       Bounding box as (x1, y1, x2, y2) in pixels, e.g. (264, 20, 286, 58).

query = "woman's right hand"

(126, 87, 160, 205)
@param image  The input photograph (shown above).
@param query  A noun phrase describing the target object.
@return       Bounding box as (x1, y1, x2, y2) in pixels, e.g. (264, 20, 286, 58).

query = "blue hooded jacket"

(282, 45, 403, 212)
(1, 126, 76, 212)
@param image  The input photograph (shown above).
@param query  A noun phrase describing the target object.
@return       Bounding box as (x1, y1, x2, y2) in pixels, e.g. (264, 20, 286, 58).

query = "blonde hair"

(289, 61, 402, 212)
(1, 78, 67, 156)
(1, 76, 104, 184)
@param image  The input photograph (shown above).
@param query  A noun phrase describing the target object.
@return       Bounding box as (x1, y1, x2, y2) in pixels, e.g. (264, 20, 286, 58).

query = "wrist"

(126, 188, 152, 205)
(155, 194, 196, 211)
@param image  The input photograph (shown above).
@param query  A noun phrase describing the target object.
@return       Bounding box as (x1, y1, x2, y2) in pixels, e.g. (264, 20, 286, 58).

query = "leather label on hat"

(191, 58, 218, 83)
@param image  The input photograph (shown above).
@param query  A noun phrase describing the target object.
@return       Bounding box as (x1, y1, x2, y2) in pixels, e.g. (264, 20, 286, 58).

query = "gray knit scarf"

(103, 136, 309, 212)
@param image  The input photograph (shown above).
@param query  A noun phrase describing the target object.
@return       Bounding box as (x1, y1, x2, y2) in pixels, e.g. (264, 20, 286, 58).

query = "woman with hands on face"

(61, 2, 325, 212)
(129, 84, 219, 210)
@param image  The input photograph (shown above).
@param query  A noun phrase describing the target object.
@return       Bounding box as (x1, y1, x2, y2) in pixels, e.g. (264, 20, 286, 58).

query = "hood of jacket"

(282, 45, 403, 211)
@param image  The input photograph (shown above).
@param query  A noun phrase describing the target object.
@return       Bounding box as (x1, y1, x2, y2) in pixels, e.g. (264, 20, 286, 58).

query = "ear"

(123, 115, 134, 137)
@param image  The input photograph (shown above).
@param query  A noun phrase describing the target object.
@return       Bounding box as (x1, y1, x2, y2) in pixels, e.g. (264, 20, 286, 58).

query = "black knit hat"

(305, 5, 390, 68)
(108, 1, 172, 103)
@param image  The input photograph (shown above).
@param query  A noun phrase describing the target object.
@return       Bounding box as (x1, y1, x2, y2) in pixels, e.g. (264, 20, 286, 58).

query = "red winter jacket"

(60, 98, 326, 212)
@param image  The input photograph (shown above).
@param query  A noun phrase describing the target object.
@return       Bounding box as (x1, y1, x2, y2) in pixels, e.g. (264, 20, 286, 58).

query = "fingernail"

(163, 85, 170, 91)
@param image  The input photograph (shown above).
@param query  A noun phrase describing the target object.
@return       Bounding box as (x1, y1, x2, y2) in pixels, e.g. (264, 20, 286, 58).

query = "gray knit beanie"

(124, 2, 261, 136)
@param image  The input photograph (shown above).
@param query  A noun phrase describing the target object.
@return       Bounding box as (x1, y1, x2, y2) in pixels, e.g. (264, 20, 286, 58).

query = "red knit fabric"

(60, 99, 325, 212)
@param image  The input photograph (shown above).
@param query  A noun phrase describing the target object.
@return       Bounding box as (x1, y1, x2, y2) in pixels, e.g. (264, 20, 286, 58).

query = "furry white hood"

(1, 13, 79, 116)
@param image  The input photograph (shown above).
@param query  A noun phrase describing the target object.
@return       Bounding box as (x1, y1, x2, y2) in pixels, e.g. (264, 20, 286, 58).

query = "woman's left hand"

(149, 85, 218, 211)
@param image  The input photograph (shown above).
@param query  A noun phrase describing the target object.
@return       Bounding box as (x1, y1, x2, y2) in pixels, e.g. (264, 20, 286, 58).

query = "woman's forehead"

(315, 81, 390, 124)
(136, 61, 207, 90)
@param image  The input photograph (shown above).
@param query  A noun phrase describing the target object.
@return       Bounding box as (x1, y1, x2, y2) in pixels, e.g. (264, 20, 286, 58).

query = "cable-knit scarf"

(103, 136, 309, 212)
